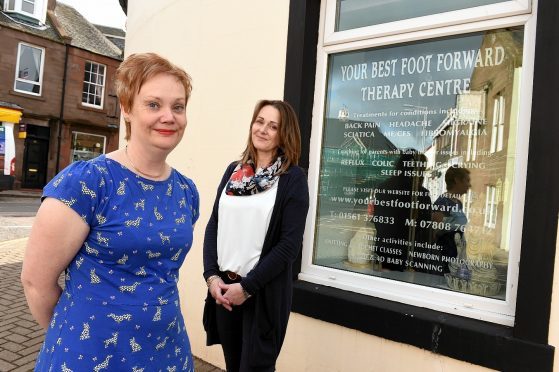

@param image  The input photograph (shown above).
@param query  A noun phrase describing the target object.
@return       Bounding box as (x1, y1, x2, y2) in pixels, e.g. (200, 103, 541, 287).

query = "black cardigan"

(203, 162, 309, 367)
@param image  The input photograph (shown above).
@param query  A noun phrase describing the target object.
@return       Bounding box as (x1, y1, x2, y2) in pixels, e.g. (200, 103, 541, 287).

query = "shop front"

(0, 103, 23, 190)
(122, 0, 558, 370)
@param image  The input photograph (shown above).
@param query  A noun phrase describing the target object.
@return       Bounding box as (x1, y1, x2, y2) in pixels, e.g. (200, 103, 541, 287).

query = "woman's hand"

(209, 278, 233, 311)
(220, 283, 248, 308)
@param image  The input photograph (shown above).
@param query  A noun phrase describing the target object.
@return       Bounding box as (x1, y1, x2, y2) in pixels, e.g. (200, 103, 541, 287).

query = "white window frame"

(3, 0, 47, 23)
(324, 0, 531, 46)
(491, 95, 506, 153)
(300, 0, 537, 326)
(497, 95, 506, 151)
(13, 42, 45, 96)
(82, 61, 106, 109)
(463, 189, 474, 219)
(485, 185, 498, 228)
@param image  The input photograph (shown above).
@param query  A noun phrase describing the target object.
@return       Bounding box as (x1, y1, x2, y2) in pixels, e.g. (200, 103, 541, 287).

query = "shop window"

(287, 0, 555, 369)
(301, 0, 533, 324)
(14, 43, 44, 96)
(82, 61, 106, 108)
(71, 132, 106, 163)
(324, 0, 530, 44)
(335, 0, 508, 31)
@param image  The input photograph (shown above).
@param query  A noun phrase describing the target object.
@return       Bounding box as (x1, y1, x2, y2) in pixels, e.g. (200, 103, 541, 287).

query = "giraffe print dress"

(34, 155, 199, 372)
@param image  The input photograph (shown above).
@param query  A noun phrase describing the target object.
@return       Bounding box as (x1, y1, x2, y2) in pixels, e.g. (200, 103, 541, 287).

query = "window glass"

(71, 132, 106, 162)
(0, 126, 5, 155)
(314, 27, 523, 301)
(336, 0, 509, 31)
(15, 44, 43, 95)
(82, 61, 106, 108)
(21, 0, 35, 14)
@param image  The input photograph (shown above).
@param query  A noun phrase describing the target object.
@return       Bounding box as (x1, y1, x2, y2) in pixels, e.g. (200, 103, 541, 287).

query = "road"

(0, 196, 41, 217)
(0, 196, 40, 242)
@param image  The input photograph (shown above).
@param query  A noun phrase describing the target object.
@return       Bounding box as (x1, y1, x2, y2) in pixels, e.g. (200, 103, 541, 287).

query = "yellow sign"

(0, 107, 23, 123)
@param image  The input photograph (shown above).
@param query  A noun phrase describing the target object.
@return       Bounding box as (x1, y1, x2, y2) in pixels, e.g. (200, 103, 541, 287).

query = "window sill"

(292, 280, 554, 371)
(9, 90, 45, 101)
(78, 104, 105, 113)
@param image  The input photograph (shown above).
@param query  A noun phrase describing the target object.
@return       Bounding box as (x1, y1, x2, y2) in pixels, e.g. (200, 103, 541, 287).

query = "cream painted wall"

(123, 0, 291, 368)
(122, 1, 554, 371)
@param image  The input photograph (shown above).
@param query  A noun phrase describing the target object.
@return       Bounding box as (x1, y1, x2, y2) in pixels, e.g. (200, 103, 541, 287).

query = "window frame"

(484, 185, 498, 228)
(324, 0, 531, 46)
(283, 0, 558, 369)
(3, 0, 46, 23)
(299, 1, 537, 326)
(491, 94, 506, 153)
(13, 42, 45, 97)
(81, 61, 107, 109)
(70, 131, 107, 163)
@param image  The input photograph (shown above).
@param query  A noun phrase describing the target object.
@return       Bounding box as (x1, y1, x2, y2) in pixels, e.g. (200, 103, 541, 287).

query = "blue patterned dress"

(34, 155, 199, 372)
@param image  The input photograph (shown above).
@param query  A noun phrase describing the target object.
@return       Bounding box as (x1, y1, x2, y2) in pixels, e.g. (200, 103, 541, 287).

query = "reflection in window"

(484, 185, 497, 228)
(491, 94, 505, 153)
(71, 132, 106, 163)
(462, 189, 473, 219)
(310, 27, 523, 312)
(82, 61, 106, 108)
(336, 0, 509, 32)
(14, 43, 44, 95)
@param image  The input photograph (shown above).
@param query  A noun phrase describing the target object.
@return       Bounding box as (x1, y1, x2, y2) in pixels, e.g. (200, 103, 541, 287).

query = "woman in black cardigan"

(203, 100, 309, 372)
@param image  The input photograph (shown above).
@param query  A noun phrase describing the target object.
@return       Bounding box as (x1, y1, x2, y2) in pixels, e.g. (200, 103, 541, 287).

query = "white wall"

(123, 1, 556, 371)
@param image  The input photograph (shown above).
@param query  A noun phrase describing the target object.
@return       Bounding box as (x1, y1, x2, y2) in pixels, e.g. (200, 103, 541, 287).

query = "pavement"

(0, 190, 42, 199)
(0, 236, 224, 371)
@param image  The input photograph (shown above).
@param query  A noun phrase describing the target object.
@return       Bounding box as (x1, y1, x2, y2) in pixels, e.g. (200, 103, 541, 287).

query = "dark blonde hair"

(240, 100, 301, 174)
(115, 52, 192, 140)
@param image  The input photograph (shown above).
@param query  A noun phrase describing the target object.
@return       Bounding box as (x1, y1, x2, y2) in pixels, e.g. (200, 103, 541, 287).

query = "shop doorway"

(22, 125, 50, 189)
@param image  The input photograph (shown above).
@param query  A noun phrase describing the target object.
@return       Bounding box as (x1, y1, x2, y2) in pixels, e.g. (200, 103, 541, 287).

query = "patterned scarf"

(225, 156, 283, 196)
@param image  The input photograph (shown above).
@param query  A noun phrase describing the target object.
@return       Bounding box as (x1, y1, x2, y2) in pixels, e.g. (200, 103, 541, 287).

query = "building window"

(462, 189, 473, 219)
(301, 0, 533, 326)
(14, 43, 45, 96)
(288, 0, 556, 369)
(490, 94, 506, 153)
(324, 0, 530, 45)
(21, 0, 35, 14)
(3, 0, 45, 23)
(71, 132, 106, 162)
(82, 62, 106, 108)
(335, 0, 509, 31)
(484, 185, 498, 228)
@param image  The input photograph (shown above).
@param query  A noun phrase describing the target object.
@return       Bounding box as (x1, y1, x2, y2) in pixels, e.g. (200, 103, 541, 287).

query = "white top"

(217, 181, 278, 276)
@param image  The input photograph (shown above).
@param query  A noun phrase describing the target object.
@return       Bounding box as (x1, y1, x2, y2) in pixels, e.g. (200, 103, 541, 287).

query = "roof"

(105, 35, 125, 53)
(54, 2, 122, 59)
(94, 24, 125, 38)
(0, 101, 23, 110)
(94, 24, 126, 53)
(0, 9, 63, 43)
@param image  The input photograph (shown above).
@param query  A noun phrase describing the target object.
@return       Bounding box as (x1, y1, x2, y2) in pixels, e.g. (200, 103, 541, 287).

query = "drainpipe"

(55, 43, 69, 173)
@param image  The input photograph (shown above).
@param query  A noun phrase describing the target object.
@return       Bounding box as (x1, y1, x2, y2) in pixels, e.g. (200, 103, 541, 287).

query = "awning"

(0, 107, 23, 123)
